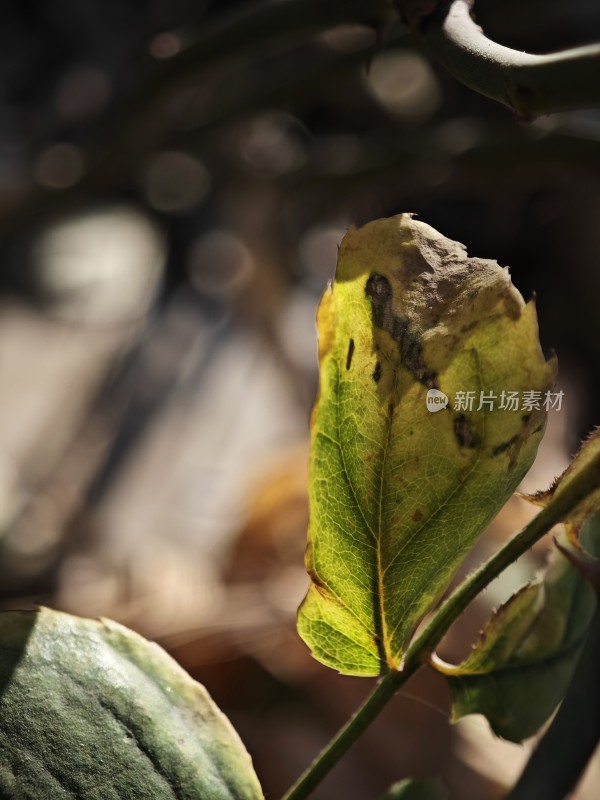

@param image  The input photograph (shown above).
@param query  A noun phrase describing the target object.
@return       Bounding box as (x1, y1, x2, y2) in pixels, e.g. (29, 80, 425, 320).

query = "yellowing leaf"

(298, 214, 555, 676)
(0, 608, 263, 799)
(439, 527, 599, 742)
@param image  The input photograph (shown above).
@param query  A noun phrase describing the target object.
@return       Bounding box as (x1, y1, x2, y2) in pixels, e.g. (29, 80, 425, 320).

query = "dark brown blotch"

(402, 332, 438, 388)
(373, 361, 382, 383)
(365, 272, 438, 389)
(346, 338, 355, 370)
(492, 435, 519, 457)
(460, 320, 478, 335)
(365, 273, 392, 328)
(307, 566, 327, 590)
(454, 415, 478, 448)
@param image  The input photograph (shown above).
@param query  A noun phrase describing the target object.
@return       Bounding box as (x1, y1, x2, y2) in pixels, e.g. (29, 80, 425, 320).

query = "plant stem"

(282, 448, 600, 800)
(281, 663, 418, 800)
(424, 0, 600, 117)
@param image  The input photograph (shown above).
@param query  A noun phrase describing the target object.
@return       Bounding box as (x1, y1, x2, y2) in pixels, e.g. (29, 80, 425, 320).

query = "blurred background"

(0, 0, 598, 797)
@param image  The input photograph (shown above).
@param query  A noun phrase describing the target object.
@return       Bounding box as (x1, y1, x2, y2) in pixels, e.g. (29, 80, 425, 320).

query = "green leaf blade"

(0, 608, 263, 799)
(298, 214, 555, 676)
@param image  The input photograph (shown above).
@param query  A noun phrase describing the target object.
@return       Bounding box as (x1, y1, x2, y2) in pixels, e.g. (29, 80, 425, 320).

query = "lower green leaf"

(380, 778, 447, 799)
(438, 530, 599, 742)
(0, 608, 263, 799)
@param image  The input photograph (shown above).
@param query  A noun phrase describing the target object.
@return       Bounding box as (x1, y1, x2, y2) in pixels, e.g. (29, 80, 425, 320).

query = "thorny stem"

(281, 449, 600, 800)
(280, 664, 419, 800)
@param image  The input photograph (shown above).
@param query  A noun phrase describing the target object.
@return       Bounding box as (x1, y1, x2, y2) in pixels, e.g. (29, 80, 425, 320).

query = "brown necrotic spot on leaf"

(307, 565, 327, 591)
(454, 415, 478, 448)
(366, 273, 394, 328)
(373, 362, 382, 383)
(365, 272, 438, 388)
(460, 320, 478, 335)
(346, 338, 355, 370)
(401, 330, 438, 389)
(492, 435, 520, 457)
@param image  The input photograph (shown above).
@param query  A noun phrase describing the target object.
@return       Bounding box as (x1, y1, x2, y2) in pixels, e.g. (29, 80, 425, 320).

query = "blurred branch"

(423, 0, 600, 118)
(151, 0, 396, 92)
(0, 1, 400, 237)
(161, 0, 600, 121)
(3, 0, 599, 239)
(251, 127, 598, 216)
(507, 603, 600, 800)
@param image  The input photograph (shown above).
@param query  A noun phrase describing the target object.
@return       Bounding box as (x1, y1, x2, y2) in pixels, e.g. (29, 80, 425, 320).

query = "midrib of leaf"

(377, 372, 396, 668)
